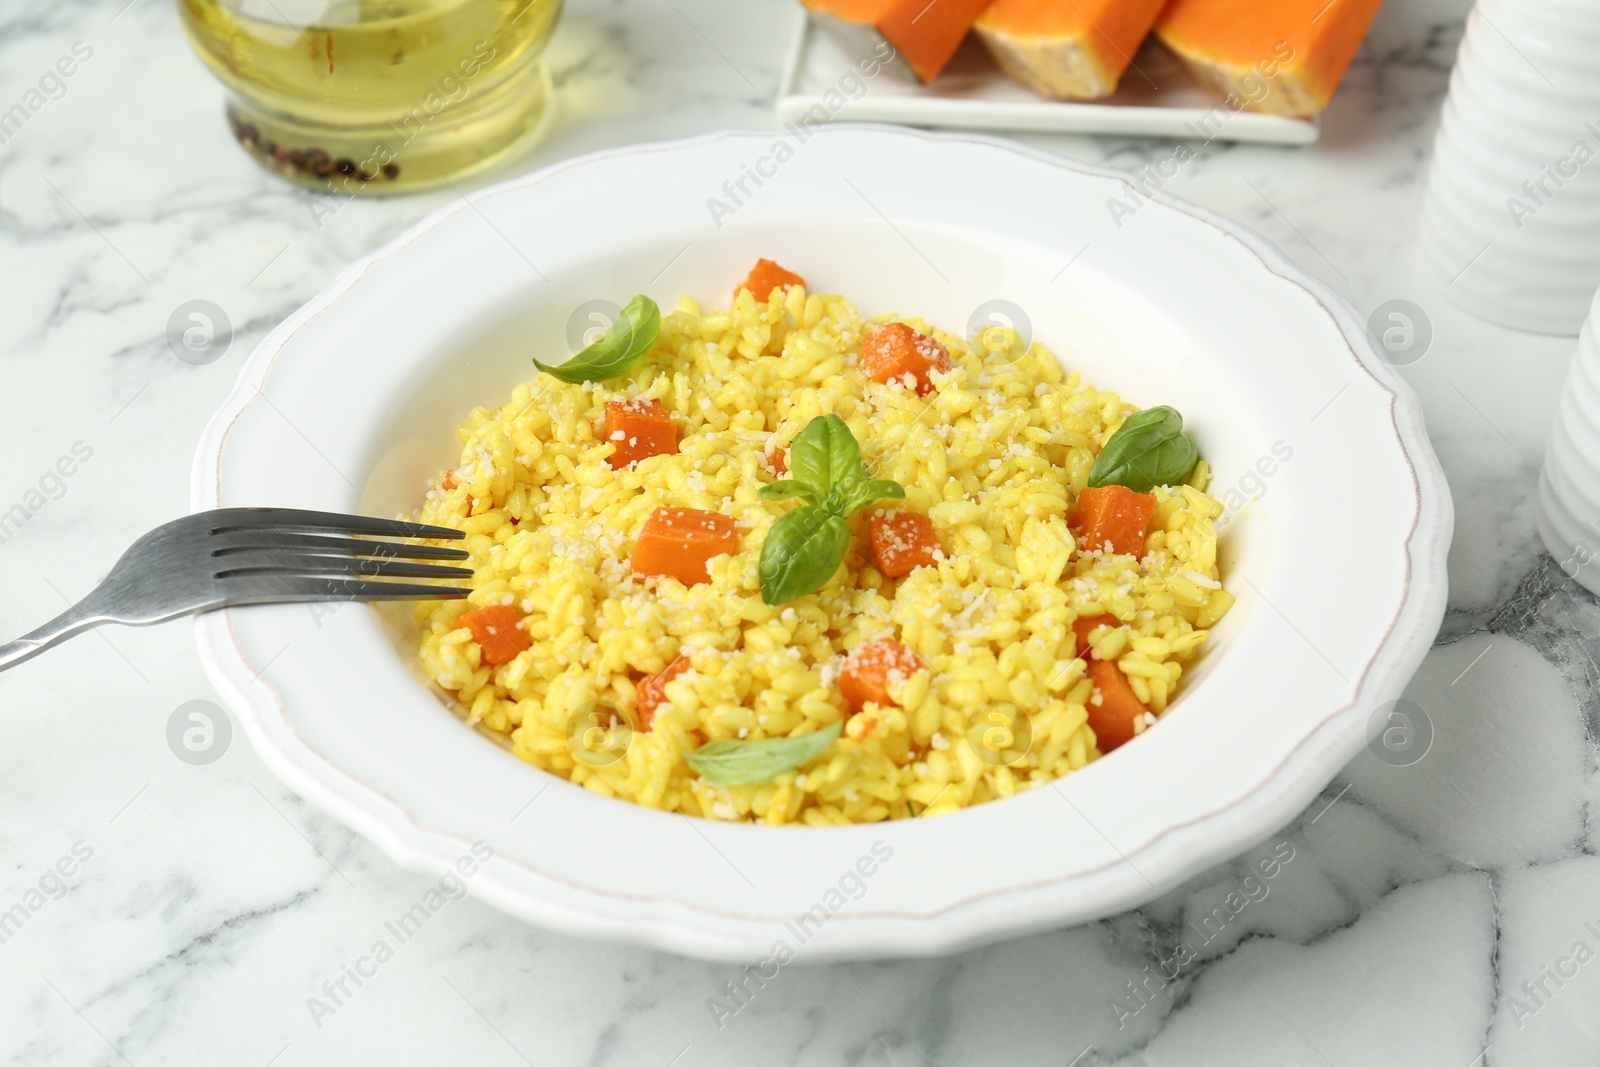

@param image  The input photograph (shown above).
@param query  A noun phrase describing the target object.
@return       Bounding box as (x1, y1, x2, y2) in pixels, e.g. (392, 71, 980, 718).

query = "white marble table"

(0, 0, 1593, 1064)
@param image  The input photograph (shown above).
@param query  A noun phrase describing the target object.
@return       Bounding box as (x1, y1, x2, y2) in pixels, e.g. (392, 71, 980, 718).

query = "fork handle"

(0, 595, 111, 673)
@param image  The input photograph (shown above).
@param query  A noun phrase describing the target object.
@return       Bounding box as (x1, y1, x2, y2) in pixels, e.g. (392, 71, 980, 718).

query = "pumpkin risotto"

(411, 260, 1234, 826)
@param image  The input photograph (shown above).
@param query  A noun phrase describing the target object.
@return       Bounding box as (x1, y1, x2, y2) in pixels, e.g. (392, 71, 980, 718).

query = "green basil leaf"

(758, 479, 822, 508)
(1087, 405, 1200, 492)
(841, 478, 906, 516)
(787, 414, 868, 497)
(533, 295, 661, 384)
(755, 417, 906, 605)
(757, 505, 851, 605)
(829, 422, 871, 497)
(685, 722, 843, 786)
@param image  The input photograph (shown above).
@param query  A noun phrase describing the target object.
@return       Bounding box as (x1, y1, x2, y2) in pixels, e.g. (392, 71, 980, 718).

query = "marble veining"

(3, 0, 1599, 1064)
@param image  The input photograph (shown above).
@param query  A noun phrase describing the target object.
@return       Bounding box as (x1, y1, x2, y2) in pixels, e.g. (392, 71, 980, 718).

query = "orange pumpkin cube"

(859, 322, 952, 395)
(636, 655, 692, 731)
(735, 259, 806, 303)
(1072, 613, 1117, 659)
(868, 510, 940, 578)
(604, 398, 677, 469)
(1085, 658, 1149, 753)
(1072, 484, 1156, 557)
(630, 507, 740, 586)
(839, 637, 924, 713)
(457, 604, 531, 666)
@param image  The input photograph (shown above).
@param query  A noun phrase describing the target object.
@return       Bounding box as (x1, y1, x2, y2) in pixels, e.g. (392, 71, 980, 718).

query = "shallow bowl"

(192, 125, 1452, 962)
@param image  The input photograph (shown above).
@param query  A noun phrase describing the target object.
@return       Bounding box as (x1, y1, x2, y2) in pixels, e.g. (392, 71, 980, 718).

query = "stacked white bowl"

(1418, 0, 1600, 335)
(1540, 287, 1600, 593)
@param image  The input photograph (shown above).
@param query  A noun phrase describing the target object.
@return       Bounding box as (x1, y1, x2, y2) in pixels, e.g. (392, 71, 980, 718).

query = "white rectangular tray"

(775, 10, 1319, 146)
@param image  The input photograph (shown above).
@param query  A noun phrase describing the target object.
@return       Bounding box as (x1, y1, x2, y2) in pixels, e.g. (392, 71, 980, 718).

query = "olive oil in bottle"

(179, 0, 562, 193)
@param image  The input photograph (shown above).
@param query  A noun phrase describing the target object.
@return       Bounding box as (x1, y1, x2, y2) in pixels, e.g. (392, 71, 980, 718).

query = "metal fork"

(0, 508, 472, 673)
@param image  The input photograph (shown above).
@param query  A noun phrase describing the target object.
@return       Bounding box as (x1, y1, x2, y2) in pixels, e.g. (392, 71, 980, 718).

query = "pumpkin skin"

(801, 0, 996, 83)
(973, 0, 1166, 100)
(1155, 0, 1385, 116)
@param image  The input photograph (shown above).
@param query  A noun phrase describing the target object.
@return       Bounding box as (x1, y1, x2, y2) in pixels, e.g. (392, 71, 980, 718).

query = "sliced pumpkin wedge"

(1155, 0, 1383, 117)
(974, 0, 1166, 100)
(801, 0, 995, 83)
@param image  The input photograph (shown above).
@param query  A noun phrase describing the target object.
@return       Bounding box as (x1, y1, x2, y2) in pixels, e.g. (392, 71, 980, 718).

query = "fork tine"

(334, 580, 472, 601)
(217, 557, 474, 581)
(219, 575, 471, 603)
(211, 532, 470, 561)
(204, 507, 465, 540)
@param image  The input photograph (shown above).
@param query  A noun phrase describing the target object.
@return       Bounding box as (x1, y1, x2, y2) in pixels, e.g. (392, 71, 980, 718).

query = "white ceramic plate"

(777, 10, 1319, 146)
(192, 126, 1449, 962)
